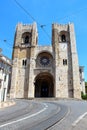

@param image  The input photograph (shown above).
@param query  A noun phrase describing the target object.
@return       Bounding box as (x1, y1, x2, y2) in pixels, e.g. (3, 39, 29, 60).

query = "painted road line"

(72, 112, 87, 126)
(0, 103, 48, 128)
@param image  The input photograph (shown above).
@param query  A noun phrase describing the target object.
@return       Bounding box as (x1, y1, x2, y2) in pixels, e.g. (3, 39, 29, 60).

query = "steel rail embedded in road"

(28, 103, 69, 130)
(0, 100, 69, 130)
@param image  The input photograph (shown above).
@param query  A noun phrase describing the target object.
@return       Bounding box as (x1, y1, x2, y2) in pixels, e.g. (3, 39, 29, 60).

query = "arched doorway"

(34, 73, 54, 97)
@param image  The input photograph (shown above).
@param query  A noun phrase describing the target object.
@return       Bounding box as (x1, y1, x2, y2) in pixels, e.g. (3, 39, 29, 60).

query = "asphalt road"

(0, 99, 68, 130)
(48, 99, 87, 130)
(0, 99, 87, 130)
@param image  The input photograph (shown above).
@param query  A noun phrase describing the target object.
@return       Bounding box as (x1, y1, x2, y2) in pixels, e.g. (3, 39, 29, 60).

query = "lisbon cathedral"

(10, 22, 85, 99)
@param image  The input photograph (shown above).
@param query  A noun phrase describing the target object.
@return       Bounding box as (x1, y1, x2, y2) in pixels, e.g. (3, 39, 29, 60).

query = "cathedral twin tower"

(10, 22, 81, 99)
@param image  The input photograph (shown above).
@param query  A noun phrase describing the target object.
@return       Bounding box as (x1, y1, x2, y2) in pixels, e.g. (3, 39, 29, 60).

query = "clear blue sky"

(0, 0, 87, 81)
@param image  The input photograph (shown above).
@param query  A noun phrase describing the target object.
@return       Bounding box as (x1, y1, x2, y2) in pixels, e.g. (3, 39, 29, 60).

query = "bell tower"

(10, 22, 38, 98)
(52, 23, 81, 99)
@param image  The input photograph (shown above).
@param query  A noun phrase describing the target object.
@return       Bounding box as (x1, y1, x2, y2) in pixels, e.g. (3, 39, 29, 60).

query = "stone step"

(34, 97, 59, 101)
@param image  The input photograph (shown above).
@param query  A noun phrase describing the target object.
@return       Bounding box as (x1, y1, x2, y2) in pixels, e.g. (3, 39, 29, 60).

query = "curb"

(0, 100, 15, 109)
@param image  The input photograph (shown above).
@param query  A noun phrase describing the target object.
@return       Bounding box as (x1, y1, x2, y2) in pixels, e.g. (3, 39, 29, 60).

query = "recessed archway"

(34, 73, 54, 97)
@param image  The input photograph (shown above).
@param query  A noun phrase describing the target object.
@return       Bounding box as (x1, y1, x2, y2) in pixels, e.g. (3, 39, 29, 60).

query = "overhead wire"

(60, 6, 87, 22)
(0, 39, 13, 59)
(6, 0, 87, 47)
(3, 40, 13, 47)
(14, 0, 37, 23)
(14, 0, 51, 41)
(0, 39, 13, 50)
(14, 0, 87, 42)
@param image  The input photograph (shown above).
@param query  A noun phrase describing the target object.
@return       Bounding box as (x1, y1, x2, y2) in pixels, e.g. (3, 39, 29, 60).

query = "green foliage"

(85, 82, 87, 87)
(85, 82, 87, 93)
(85, 87, 87, 94)
(81, 92, 87, 100)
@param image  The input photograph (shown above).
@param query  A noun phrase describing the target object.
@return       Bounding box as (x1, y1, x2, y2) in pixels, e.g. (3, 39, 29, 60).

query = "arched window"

(25, 36, 29, 43)
(61, 34, 66, 42)
(22, 32, 32, 44)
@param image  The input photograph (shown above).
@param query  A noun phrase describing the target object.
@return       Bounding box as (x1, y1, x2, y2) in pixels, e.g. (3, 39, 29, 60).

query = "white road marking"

(72, 112, 87, 126)
(0, 103, 48, 128)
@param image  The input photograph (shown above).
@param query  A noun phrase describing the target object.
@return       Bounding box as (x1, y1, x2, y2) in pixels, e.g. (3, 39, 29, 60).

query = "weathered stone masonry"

(10, 22, 83, 99)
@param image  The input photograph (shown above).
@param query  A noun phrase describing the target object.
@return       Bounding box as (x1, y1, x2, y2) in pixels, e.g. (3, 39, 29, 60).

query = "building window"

(61, 35, 66, 42)
(79, 69, 82, 73)
(0, 81, 2, 89)
(63, 59, 67, 65)
(4, 75, 7, 81)
(22, 59, 27, 66)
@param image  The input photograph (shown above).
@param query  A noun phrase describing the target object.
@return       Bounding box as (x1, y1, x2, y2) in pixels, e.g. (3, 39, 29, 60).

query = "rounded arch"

(59, 30, 68, 35)
(59, 31, 69, 42)
(34, 72, 54, 97)
(22, 32, 32, 44)
(36, 50, 53, 59)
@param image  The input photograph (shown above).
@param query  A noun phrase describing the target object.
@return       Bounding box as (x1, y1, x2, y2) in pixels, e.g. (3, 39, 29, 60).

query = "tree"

(85, 82, 87, 93)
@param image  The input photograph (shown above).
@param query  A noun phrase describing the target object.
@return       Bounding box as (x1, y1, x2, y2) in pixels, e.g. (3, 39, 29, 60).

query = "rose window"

(40, 56, 50, 66)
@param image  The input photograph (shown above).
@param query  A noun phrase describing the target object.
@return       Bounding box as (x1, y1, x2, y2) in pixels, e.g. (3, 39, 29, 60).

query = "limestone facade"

(10, 22, 82, 99)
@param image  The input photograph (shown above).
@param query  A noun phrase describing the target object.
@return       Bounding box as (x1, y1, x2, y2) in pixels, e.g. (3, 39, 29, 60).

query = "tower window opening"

(61, 35, 66, 42)
(22, 60, 24, 66)
(63, 59, 67, 65)
(25, 36, 29, 43)
(25, 60, 27, 66)
(22, 59, 27, 66)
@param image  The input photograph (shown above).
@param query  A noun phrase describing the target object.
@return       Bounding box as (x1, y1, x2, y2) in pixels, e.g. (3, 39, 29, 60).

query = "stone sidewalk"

(0, 100, 15, 109)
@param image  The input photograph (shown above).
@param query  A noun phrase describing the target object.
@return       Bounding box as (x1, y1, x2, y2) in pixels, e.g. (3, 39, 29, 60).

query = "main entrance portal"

(34, 73, 54, 97)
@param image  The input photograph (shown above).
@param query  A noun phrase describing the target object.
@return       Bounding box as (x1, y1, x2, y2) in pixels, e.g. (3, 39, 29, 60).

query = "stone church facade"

(10, 22, 83, 99)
